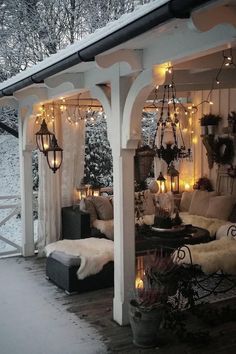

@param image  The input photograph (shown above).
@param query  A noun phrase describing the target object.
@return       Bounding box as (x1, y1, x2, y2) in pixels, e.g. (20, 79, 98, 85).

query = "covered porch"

(0, 0, 236, 328)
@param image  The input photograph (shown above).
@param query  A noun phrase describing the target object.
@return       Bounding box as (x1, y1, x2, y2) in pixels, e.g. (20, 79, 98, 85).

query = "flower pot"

(134, 146, 155, 183)
(129, 301, 163, 348)
(201, 126, 208, 135)
(207, 125, 216, 135)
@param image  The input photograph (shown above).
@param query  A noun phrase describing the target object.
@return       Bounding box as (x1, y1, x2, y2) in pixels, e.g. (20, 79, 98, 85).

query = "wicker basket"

(134, 146, 155, 183)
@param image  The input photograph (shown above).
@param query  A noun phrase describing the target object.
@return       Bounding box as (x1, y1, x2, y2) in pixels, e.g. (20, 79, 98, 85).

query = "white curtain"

(61, 109, 85, 207)
(37, 153, 61, 256)
(37, 107, 85, 255)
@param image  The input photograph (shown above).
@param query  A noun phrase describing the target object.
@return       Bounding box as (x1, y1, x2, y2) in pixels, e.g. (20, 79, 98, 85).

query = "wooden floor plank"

(16, 256, 236, 353)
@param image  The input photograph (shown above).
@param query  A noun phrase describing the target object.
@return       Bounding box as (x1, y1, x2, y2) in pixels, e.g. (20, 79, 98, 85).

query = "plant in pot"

(129, 252, 180, 348)
(200, 114, 222, 135)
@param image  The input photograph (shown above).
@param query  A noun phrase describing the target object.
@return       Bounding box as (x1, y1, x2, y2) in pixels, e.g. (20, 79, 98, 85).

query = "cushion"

(80, 198, 98, 225)
(189, 190, 216, 216)
(206, 195, 235, 220)
(91, 196, 113, 220)
(180, 191, 194, 212)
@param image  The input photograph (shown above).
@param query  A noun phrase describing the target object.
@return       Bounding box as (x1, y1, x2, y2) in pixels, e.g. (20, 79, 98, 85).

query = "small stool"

(46, 251, 114, 294)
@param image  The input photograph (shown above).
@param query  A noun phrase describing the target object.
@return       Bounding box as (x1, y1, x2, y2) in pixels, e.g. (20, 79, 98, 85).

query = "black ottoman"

(46, 251, 114, 294)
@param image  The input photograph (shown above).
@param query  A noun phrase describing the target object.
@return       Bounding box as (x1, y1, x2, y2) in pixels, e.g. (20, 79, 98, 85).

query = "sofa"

(70, 190, 236, 240)
(178, 190, 236, 237)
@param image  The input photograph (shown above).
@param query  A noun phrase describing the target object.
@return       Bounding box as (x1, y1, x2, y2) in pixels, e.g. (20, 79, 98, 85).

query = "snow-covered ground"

(0, 135, 22, 254)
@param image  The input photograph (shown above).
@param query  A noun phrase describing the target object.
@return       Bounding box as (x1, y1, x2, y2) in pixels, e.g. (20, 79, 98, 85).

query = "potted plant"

(129, 253, 180, 348)
(228, 111, 236, 134)
(200, 115, 209, 135)
(200, 114, 222, 135)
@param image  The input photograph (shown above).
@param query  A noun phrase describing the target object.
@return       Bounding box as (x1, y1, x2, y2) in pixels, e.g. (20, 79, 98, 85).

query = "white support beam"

(190, 2, 236, 32)
(143, 22, 236, 69)
(18, 114, 34, 257)
(45, 73, 86, 99)
(122, 65, 166, 149)
(96, 49, 143, 75)
(16, 87, 50, 257)
(106, 67, 135, 325)
(113, 148, 136, 326)
(90, 84, 112, 140)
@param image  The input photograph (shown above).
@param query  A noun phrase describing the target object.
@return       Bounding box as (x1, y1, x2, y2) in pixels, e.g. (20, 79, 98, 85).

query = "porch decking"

(1, 256, 236, 354)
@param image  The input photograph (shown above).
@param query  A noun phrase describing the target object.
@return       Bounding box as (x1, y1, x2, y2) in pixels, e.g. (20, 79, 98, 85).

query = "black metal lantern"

(157, 172, 167, 193)
(167, 162, 179, 194)
(46, 135, 63, 173)
(35, 119, 54, 155)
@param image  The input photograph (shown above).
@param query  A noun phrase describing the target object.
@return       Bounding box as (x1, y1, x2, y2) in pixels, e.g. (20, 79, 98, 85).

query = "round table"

(135, 225, 211, 254)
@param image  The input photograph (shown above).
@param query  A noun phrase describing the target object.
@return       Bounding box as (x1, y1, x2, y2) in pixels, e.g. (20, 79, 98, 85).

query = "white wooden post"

(113, 148, 136, 325)
(18, 113, 35, 256)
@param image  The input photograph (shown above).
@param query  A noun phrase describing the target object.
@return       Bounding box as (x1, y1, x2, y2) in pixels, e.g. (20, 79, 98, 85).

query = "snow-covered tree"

(84, 113, 113, 187)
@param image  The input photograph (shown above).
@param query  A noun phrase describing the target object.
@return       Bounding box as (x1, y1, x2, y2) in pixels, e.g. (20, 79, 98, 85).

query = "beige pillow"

(80, 198, 98, 225)
(91, 196, 113, 220)
(206, 195, 235, 220)
(180, 191, 194, 212)
(189, 190, 216, 216)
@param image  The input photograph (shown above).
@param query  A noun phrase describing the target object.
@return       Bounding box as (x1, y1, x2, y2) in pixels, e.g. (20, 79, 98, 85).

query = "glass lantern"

(46, 135, 63, 173)
(157, 172, 167, 193)
(167, 163, 179, 194)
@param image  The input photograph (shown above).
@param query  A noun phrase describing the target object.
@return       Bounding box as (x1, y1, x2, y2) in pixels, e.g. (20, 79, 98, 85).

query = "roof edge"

(0, 0, 212, 99)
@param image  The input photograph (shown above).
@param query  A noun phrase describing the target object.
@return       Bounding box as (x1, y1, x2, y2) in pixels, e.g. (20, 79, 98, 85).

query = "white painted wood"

(113, 148, 136, 326)
(18, 145, 35, 256)
(96, 49, 143, 73)
(144, 23, 236, 69)
(106, 68, 136, 325)
(191, 2, 236, 32)
(122, 66, 165, 149)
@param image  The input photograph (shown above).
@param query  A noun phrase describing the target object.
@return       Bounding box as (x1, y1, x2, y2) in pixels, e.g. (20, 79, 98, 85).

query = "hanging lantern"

(35, 119, 54, 155)
(46, 135, 63, 173)
(167, 162, 179, 194)
(157, 172, 167, 193)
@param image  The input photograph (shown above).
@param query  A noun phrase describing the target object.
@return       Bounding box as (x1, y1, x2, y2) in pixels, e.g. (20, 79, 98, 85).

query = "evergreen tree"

(84, 113, 113, 187)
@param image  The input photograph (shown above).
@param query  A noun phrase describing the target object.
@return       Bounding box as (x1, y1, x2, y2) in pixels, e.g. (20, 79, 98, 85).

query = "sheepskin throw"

(173, 238, 236, 274)
(92, 219, 114, 240)
(45, 238, 114, 280)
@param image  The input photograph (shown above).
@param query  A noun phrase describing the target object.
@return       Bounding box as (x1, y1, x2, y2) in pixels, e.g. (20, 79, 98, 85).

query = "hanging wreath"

(214, 137, 234, 165)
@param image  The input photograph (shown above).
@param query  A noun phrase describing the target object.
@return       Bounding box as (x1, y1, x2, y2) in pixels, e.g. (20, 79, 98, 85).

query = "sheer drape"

(61, 109, 85, 207)
(37, 108, 85, 255)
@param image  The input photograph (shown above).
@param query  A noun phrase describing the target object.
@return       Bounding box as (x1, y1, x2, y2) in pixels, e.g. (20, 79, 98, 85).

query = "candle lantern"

(167, 162, 179, 194)
(157, 172, 167, 193)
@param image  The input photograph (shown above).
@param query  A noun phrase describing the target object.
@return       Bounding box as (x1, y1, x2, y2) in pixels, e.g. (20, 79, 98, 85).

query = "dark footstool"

(46, 251, 114, 294)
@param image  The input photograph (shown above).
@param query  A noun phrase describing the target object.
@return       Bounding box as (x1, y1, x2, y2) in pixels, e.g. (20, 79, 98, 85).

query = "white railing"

(0, 195, 22, 257)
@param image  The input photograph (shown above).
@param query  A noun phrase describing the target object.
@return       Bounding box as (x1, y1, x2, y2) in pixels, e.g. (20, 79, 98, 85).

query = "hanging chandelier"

(152, 82, 192, 166)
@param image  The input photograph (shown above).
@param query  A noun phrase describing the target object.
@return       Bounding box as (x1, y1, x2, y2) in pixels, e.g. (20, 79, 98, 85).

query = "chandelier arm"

(178, 122, 186, 148)
(153, 85, 166, 148)
(160, 86, 167, 146)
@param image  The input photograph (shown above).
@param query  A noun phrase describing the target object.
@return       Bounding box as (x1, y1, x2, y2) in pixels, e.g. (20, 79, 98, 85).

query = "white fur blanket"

(45, 238, 114, 280)
(173, 238, 236, 274)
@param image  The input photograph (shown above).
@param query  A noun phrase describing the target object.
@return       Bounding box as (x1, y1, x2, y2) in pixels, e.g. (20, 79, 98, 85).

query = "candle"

(184, 183, 190, 191)
(135, 277, 144, 289)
